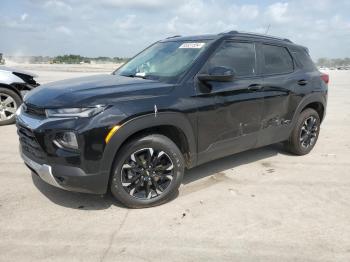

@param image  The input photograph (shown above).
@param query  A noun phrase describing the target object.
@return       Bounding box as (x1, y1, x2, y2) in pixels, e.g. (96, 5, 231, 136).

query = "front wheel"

(110, 134, 185, 208)
(0, 87, 21, 126)
(285, 108, 321, 155)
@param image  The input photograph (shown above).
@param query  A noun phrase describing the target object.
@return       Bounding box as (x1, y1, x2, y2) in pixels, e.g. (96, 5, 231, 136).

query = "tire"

(0, 87, 22, 126)
(285, 108, 321, 155)
(110, 134, 185, 208)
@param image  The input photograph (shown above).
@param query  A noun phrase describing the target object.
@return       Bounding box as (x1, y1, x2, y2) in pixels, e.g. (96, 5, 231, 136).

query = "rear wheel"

(110, 134, 184, 208)
(0, 87, 21, 126)
(285, 108, 320, 155)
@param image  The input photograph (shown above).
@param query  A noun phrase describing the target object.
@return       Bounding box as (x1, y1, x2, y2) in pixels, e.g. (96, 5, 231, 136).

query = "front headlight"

(46, 106, 105, 118)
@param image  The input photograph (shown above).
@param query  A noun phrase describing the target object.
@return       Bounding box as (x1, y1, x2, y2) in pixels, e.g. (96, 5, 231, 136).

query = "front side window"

(202, 42, 256, 77)
(262, 44, 294, 75)
(115, 41, 209, 82)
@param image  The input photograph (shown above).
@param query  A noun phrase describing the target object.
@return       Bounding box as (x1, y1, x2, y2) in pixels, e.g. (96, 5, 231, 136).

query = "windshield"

(115, 40, 209, 82)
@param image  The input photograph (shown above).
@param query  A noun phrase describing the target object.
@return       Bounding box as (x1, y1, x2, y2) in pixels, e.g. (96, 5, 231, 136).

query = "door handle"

(298, 79, 308, 86)
(248, 84, 263, 91)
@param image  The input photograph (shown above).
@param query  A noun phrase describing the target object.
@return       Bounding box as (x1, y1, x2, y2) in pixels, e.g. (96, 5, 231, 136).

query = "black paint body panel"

(17, 33, 328, 194)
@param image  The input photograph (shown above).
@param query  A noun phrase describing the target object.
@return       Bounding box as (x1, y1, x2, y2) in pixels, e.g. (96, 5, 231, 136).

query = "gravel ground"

(0, 66, 349, 262)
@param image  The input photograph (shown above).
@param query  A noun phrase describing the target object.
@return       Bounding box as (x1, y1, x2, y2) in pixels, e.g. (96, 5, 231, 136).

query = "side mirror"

(197, 66, 235, 82)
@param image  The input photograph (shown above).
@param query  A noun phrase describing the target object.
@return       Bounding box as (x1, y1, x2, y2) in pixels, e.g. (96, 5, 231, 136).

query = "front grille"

(17, 123, 46, 162)
(23, 103, 46, 117)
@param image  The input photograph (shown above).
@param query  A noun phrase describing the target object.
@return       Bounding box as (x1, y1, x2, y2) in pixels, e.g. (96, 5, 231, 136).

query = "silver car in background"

(0, 66, 39, 125)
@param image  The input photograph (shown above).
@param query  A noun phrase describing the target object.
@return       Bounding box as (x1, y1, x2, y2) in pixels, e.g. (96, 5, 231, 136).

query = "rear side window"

(262, 44, 294, 75)
(292, 49, 317, 71)
(204, 42, 256, 77)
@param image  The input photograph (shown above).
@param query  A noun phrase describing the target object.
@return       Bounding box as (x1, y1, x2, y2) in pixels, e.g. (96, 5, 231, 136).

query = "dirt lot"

(0, 66, 349, 262)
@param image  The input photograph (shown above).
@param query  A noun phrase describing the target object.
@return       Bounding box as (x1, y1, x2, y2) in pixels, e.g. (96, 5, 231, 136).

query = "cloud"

(0, 16, 36, 31)
(101, 0, 184, 9)
(166, 1, 258, 35)
(21, 13, 28, 21)
(114, 14, 138, 30)
(44, 0, 72, 11)
(239, 5, 259, 20)
(56, 25, 72, 35)
(265, 2, 289, 23)
(2, 0, 350, 58)
(167, 16, 179, 33)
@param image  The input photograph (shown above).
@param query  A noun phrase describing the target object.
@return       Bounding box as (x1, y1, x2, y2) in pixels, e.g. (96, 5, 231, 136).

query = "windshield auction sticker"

(179, 43, 205, 49)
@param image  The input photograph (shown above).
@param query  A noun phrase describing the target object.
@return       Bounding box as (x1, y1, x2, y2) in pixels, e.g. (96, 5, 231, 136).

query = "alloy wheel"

(119, 148, 174, 200)
(300, 116, 318, 149)
(0, 93, 17, 122)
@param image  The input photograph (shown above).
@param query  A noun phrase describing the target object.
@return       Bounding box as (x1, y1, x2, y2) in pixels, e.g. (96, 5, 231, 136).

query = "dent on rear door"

(258, 73, 296, 146)
(262, 75, 292, 128)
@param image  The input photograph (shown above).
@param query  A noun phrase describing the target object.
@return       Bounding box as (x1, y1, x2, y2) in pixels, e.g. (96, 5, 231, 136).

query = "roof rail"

(218, 30, 238, 35)
(219, 30, 293, 43)
(166, 35, 181, 39)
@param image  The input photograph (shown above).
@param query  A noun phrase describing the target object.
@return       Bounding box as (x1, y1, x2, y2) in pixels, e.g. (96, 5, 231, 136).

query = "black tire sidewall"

(110, 134, 184, 208)
(289, 108, 321, 155)
(0, 87, 22, 126)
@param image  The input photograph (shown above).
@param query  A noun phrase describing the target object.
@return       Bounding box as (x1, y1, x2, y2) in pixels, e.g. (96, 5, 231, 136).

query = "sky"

(0, 0, 350, 59)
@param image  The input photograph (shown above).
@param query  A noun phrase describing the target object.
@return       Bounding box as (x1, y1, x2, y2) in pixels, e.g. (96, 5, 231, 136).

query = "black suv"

(17, 31, 328, 208)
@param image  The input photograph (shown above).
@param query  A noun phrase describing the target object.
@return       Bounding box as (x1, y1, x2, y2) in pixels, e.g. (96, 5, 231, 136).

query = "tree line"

(316, 58, 350, 68)
(3, 55, 129, 64)
(52, 55, 128, 64)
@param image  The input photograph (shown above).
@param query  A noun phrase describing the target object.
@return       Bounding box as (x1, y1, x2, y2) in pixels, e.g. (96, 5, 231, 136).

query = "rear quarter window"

(262, 44, 294, 75)
(292, 49, 317, 71)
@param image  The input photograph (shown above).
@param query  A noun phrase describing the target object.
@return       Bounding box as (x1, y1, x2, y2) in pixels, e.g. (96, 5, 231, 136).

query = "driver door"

(195, 41, 265, 164)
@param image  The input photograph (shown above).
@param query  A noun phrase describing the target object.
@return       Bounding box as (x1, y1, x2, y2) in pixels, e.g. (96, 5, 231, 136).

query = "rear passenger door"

(257, 43, 298, 146)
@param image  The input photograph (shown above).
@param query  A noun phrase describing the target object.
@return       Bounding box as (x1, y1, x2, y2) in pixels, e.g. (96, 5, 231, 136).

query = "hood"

(25, 74, 174, 108)
(0, 66, 38, 78)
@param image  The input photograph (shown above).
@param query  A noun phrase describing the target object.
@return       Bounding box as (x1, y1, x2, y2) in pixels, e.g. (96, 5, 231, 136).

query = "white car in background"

(0, 66, 39, 125)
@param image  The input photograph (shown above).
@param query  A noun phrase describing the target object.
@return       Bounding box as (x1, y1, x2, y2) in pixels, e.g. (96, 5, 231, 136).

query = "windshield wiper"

(120, 73, 146, 79)
(122, 74, 159, 80)
(134, 74, 147, 79)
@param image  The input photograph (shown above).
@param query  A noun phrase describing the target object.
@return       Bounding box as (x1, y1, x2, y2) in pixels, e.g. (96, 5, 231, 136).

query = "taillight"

(321, 73, 329, 84)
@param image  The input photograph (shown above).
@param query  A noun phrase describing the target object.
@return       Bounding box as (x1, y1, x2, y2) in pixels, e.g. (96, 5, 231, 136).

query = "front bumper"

(20, 148, 107, 193)
(16, 105, 110, 194)
(21, 148, 64, 189)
